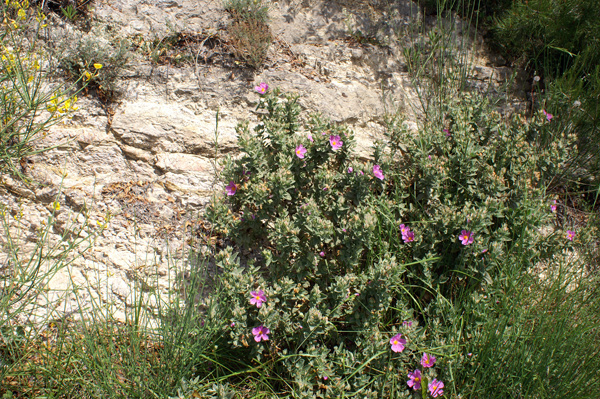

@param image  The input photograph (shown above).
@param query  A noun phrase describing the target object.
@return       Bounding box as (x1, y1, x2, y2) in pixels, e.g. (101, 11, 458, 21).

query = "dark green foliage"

(543, 58, 600, 189)
(492, 0, 600, 77)
(418, 0, 512, 21)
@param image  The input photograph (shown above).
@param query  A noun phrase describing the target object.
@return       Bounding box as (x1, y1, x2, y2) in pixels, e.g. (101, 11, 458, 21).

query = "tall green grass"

(453, 253, 600, 398)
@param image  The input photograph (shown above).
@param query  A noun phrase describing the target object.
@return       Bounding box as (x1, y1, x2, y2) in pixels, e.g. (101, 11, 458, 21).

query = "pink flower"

(400, 225, 415, 243)
(373, 164, 384, 180)
(225, 181, 237, 196)
(319, 251, 325, 257)
(308, 133, 314, 142)
(443, 128, 451, 137)
(407, 369, 422, 390)
(348, 167, 353, 173)
(550, 200, 557, 212)
(543, 109, 553, 122)
(421, 353, 436, 368)
(390, 333, 407, 353)
(428, 379, 444, 397)
(329, 135, 343, 151)
(459, 230, 474, 245)
(566, 230, 575, 241)
(254, 82, 268, 94)
(252, 325, 270, 342)
(403, 320, 413, 327)
(295, 144, 307, 159)
(249, 290, 267, 308)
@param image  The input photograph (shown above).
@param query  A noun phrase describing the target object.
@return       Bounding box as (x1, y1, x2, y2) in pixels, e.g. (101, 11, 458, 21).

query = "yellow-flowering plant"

(1, 0, 89, 179)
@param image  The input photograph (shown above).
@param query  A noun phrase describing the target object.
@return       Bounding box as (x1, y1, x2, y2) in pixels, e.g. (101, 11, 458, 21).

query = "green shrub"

(206, 88, 448, 397)
(57, 23, 131, 101)
(492, 0, 600, 77)
(224, 0, 269, 22)
(542, 57, 600, 190)
(201, 82, 583, 396)
(380, 92, 577, 300)
(224, 0, 272, 69)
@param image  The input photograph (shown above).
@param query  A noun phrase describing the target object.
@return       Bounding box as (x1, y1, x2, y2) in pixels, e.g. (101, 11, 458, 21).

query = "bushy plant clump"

(203, 84, 580, 397)
(57, 23, 130, 101)
(379, 93, 577, 298)
(207, 87, 447, 397)
(492, 0, 600, 77)
(490, 0, 600, 200)
(223, 0, 272, 69)
(541, 62, 600, 190)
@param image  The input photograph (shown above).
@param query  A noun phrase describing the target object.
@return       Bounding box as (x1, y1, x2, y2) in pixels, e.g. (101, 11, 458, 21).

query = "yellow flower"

(93, 63, 102, 69)
(35, 10, 47, 26)
(46, 95, 59, 113)
(52, 201, 60, 211)
(17, 8, 25, 20)
(83, 70, 91, 81)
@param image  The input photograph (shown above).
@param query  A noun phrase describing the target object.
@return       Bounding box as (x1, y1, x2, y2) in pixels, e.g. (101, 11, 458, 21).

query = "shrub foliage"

(204, 85, 578, 396)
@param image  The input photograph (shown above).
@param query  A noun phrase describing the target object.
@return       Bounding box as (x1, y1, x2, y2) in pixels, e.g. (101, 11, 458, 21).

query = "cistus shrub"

(380, 92, 575, 299)
(204, 86, 576, 396)
(207, 87, 438, 397)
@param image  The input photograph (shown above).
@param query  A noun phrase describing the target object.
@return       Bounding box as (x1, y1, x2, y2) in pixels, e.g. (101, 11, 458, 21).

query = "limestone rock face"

(1, 0, 521, 323)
